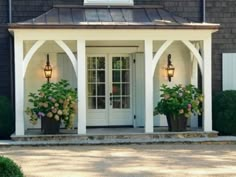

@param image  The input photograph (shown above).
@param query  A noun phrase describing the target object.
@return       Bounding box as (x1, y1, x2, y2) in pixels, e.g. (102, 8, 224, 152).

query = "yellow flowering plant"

(154, 84, 203, 118)
(25, 80, 77, 129)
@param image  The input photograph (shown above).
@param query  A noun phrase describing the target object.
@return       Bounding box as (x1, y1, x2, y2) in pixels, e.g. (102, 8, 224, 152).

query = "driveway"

(0, 144, 236, 177)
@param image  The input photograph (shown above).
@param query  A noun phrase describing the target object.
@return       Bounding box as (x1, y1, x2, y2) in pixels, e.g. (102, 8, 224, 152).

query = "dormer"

(84, 0, 134, 6)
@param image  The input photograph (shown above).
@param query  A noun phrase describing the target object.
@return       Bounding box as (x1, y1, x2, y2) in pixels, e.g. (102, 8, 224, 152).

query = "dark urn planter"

(166, 114, 187, 132)
(41, 117, 60, 134)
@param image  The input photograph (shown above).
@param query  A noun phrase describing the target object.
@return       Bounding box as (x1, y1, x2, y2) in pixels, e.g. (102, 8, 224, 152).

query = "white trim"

(77, 40, 87, 134)
(181, 40, 203, 74)
(11, 30, 216, 41)
(55, 40, 78, 77)
(144, 39, 154, 133)
(152, 40, 174, 77)
(23, 40, 45, 77)
(203, 37, 212, 132)
(14, 35, 25, 135)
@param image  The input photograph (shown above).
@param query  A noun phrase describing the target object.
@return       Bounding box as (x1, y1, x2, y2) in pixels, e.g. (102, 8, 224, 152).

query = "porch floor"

(25, 127, 202, 135)
(10, 127, 219, 145)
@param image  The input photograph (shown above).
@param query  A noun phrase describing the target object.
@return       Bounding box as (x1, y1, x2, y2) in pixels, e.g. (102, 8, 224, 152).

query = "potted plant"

(25, 80, 77, 134)
(154, 84, 203, 132)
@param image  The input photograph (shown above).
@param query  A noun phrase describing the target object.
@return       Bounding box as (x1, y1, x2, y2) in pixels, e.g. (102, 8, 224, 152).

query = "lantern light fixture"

(166, 54, 175, 82)
(44, 54, 52, 83)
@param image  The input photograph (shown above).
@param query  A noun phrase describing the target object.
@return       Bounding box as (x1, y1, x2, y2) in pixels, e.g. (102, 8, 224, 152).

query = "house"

(1, 0, 234, 136)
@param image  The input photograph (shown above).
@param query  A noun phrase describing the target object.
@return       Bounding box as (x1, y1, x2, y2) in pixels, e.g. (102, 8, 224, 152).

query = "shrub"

(213, 91, 236, 135)
(0, 156, 24, 177)
(0, 96, 14, 139)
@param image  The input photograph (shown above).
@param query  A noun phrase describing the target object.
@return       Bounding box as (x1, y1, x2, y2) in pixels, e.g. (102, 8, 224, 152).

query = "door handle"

(110, 93, 113, 105)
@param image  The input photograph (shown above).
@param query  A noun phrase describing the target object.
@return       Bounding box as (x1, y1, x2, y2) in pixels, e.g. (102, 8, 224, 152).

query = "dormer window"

(84, 0, 134, 6)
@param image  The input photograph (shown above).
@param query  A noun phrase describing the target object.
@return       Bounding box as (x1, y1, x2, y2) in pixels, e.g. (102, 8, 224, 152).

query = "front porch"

(9, 5, 219, 136)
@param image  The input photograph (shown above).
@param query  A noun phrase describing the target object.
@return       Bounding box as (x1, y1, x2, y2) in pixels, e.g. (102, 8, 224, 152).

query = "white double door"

(87, 54, 133, 126)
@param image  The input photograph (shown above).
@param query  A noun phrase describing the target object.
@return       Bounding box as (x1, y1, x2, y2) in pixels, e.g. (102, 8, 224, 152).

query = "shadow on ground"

(1, 144, 236, 177)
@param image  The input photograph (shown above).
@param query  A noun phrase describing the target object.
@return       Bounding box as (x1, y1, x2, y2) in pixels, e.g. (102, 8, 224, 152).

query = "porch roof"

(9, 5, 219, 30)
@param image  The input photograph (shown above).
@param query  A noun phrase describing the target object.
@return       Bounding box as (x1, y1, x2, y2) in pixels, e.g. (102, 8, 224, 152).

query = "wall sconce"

(44, 54, 52, 83)
(166, 54, 175, 82)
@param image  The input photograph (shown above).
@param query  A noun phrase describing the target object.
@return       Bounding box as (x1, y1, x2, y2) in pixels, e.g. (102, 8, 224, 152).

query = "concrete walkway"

(1, 144, 236, 177)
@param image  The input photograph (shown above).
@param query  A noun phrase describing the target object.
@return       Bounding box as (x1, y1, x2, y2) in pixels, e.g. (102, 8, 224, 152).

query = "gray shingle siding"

(206, 0, 236, 92)
(135, 0, 202, 22)
(0, 0, 10, 97)
(12, 0, 83, 22)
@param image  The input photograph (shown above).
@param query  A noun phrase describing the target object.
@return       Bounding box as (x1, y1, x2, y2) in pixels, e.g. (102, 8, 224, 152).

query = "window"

(223, 53, 236, 90)
(84, 0, 134, 6)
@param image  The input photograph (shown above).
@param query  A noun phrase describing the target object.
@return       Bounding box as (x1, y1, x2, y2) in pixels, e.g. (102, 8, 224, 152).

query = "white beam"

(181, 40, 203, 74)
(14, 35, 25, 135)
(152, 40, 173, 77)
(144, 39, 154, 133)
(203, 37, 212, 132)
(23, 40, 45, 77)
(55, 40, 78, 77)
(77, 40, 87, 134)
(11, 30, 216, 41)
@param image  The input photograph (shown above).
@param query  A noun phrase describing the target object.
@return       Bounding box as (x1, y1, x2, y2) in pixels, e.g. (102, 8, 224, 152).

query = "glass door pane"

(111, 56, 130, 109)
(87, 56, 106, 109)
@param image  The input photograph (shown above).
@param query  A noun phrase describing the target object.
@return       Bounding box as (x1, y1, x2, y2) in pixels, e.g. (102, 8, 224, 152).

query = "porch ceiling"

(9, 5, 219, 30)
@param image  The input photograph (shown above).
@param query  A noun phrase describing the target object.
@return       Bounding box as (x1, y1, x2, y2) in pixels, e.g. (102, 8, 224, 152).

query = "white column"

(14, 34, 25, 135)
(203, 37, 212, 132)
(77, 40, 87, 134)
(144, 39, 154, 133)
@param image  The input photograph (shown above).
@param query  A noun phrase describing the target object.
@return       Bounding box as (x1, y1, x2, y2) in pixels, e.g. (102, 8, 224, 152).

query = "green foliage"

(154, 84, 203, 118)
(25, 80, 77, 129)
(213, 91, 236, 135)
(0, 156, 24, 177)
(0, 96, 14, 139)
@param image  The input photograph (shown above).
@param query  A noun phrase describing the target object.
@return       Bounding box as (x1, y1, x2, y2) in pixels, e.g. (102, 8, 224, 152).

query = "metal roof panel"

(9, 6, 220, 30)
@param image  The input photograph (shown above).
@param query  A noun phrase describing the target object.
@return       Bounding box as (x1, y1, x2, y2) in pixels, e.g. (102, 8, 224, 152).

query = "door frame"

(86, 53, 133, 126)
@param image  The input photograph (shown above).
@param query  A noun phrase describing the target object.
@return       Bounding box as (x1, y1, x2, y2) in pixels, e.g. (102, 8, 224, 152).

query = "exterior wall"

(12, 0, 83, 23)
(0, 1, 10, 97)
(206, 1, 236, 92)
(135, 0, 202, 22)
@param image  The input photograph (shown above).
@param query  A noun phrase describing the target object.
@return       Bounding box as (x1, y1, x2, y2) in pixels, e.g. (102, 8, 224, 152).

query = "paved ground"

(0, 144, 236, 177)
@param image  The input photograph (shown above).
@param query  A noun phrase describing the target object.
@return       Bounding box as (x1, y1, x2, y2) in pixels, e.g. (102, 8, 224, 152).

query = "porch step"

(10, 131, 219, 145)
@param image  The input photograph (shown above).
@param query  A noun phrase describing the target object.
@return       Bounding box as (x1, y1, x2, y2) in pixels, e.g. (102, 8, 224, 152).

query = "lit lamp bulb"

(166, 54, 175, 82)
(44, 54, 52, 83)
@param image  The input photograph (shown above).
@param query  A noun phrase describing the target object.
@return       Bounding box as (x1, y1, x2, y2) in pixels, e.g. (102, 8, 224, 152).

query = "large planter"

(166, 115, 187, 132)
(41, 117, 60, 134)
